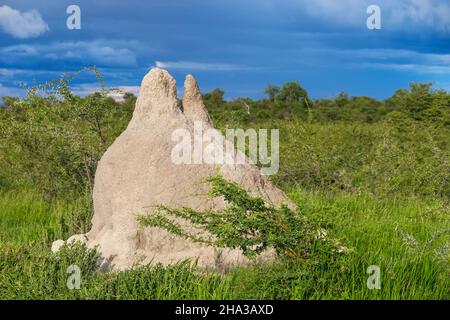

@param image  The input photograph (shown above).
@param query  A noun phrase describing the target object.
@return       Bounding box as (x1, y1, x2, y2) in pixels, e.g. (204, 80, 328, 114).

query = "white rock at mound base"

(51, 239, 65, 253)
(67, 234, 88, 246)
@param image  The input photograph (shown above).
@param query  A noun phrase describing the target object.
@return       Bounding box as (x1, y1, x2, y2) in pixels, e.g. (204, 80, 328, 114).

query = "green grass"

(0, 189, 448, 299)
(287, 190, 449, 299)
(0, 190, 66, 244)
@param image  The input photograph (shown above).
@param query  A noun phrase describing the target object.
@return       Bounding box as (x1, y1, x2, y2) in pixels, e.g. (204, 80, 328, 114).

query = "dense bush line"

(1, 73, 448, 201)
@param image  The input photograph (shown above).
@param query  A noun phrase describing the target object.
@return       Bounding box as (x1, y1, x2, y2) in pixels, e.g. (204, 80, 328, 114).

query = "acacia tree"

(0, 67, 130, 199)
(264, 85, 280, 102)
(276, 82, 309, 103)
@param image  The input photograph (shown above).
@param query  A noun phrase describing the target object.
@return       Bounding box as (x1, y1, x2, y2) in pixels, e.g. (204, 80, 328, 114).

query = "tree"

(122, 92, 136, 103)
(264, 85, 280, 101)
(203, 88, 225, 108)
(385, 83, 449, 125)
(407, 83, 434, 121)
(335, 92, 349, 108)
(0, 68, 127, 199)
(277, 82, 309, 103)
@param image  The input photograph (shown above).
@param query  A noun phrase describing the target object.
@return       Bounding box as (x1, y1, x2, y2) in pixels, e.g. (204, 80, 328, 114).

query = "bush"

(138, 175, 335, 260)
(0, 68, 132, 200)
(272, 118, 449, 198)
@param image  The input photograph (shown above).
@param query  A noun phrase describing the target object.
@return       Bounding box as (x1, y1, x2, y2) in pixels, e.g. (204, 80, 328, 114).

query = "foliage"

(204, 82, 449, 126)
(0, 68, 134, 200)
(1, 73, 447, 201)
(138, 175, 337, 260)
(273, 117, 450, 198)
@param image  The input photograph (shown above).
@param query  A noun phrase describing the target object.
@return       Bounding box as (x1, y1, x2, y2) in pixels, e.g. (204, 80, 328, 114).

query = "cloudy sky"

(0, 0, 449, 99)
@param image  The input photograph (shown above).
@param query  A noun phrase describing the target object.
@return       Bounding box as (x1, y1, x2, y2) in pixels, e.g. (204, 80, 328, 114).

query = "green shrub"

(138, 175, 335, 260)
(272, 118, 449, 198)
(0, 68, 132, 200)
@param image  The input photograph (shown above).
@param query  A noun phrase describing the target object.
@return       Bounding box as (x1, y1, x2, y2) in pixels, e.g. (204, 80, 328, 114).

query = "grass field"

(1, 188, 448, 300)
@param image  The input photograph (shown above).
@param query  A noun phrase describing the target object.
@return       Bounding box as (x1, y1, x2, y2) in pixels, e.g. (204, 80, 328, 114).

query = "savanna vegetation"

(0, 69, 448, 299)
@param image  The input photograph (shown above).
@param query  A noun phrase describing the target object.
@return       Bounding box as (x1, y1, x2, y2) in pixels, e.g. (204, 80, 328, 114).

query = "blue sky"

(0, 0, 449, 100)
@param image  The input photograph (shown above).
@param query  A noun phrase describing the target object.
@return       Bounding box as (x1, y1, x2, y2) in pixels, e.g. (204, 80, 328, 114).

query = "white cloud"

(0, 67, 74, 80)
(53, 41, 138, 67)
(301, 0, 365, 27)
(0, 68, 26, 77)
(0, 82, 140, 101)
(347, 48, 450, 73)
(0, 83, 24, 97)
(286, 0, 450, 32)
(72, 83, 140, 101)
(2, 44, 38, 56)
(71, 83, 106, 97)
(155, 61, 249, 71)
(386, 0, 450, 32)
(0, 40, 139, 68)
(285, 47, 450, 74)
(322, 48, 450, 64)
(0, 5, 49, 39)
(362, 63, 450, 74)
(108, 86, 141, 101)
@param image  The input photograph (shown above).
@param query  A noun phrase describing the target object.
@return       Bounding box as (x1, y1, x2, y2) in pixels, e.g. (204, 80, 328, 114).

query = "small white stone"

(338, 246, 350, 254)
(51, 239, 65, 253)
(66, 234, 88, 246)
(316, 228, 328, 240)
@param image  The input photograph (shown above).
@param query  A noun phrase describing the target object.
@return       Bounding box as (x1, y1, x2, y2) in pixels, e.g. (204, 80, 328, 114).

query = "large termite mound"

(55, 68, 294, 271)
